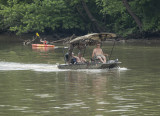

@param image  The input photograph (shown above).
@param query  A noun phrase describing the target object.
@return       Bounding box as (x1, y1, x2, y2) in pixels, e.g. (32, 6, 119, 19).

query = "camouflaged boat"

(57, 33, 121, 69)
(58, 60, 121, 69)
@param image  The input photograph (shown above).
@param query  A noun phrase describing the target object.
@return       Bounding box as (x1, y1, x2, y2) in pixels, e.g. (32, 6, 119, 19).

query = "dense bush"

(0, 0, 159, 37)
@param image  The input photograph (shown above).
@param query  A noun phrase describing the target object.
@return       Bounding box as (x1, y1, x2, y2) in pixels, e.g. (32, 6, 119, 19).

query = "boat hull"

(58, 60, 121, 69)
(32, 44, 55, 47)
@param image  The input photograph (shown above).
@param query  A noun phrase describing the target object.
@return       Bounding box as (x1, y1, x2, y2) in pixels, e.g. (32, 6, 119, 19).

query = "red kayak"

(32, 44, 55, 47)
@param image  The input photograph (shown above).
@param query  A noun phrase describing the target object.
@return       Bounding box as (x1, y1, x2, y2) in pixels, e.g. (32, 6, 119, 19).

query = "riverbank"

(0, 33, 71, 43)
(116, 38, 160, 45)
(0, 33, 159, 45)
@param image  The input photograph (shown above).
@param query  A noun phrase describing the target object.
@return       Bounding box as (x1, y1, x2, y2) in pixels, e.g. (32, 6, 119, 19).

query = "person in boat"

(65, 52, 86, 64)
(70, 52, 79, 64)
(76, 52, 87, 64)
(92, 43, 108, 63)
(40, 38, 48, 44)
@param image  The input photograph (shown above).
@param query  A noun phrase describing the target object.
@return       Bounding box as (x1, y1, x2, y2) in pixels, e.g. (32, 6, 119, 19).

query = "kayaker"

(40, 38, 48, 44)
(92, 43, 108, 63)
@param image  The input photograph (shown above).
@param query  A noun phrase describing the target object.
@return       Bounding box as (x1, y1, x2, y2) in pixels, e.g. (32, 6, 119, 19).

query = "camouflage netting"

(69, 33, 117, 50)
(67, 33, 117, 62)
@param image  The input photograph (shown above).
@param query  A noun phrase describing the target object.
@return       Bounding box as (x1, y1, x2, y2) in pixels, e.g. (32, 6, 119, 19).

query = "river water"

(0, 41, 160, 116)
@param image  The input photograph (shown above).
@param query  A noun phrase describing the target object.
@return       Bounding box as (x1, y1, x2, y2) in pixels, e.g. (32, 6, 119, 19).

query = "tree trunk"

(76, 6, 88, 22)
(81, 0, 105, 32)
(122, 0, 142, 32)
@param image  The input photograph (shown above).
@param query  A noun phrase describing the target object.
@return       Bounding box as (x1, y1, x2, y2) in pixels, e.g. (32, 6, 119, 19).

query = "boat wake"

(0, 61, 64, 72)
(0, 61, 128, 72)
(117, 67, 129, 71)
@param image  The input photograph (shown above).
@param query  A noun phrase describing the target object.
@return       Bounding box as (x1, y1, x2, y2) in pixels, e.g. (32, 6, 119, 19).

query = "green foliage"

(0, 0, 160, 37)
(134, 0, 160, 32)
(0, 0, 86, 35)
(96, 0, 160, 36)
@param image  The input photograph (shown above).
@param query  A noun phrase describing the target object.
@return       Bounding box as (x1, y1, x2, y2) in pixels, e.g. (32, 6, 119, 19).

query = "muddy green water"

(0, 41, 160, 116)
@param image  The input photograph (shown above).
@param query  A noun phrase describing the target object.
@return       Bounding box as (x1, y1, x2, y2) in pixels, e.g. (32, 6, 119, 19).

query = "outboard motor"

(115, 59, 118, 62)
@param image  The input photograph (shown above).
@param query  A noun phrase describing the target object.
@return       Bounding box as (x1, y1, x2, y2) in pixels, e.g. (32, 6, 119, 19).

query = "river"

(0, 40, 160, 116)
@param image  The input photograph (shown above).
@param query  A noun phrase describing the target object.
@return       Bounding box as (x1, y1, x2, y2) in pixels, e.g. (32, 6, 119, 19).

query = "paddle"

(36, 32, 41, 40)
(32, 32, 40, 41)
(35, 33, 44, 44)
(36, 32, 40, 37)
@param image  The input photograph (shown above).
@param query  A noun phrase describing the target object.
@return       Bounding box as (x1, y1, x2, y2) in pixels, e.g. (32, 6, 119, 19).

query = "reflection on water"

(32, 46, 54, 52)
(0, 43, 160, 116)
(0, 65, 125, 116)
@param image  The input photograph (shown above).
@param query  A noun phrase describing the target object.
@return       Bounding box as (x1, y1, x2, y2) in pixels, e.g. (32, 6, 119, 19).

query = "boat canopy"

(66, 33, 117, 63)
(68, 33, 116, 49)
